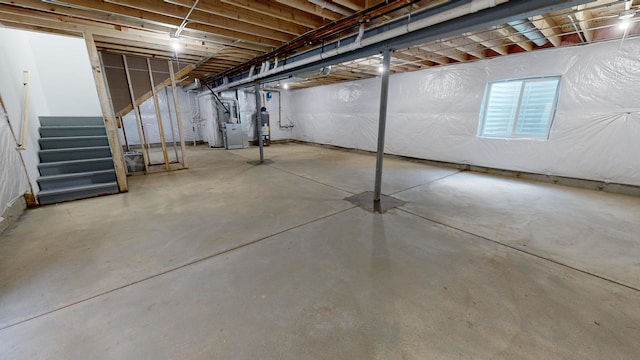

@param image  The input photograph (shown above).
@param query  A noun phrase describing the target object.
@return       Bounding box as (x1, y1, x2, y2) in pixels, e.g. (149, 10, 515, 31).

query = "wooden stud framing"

(122, 55, 150, 173)
(168, 60, 189, 169)
(164, 86, 180, 163)
(84, 32, 128, 192)
(146, 58, 171, 171)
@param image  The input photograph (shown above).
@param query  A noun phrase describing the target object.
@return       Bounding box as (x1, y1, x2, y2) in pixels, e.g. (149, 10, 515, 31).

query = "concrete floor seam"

(396, 207, 640, 293)
(0, 205, 358, 333)
(225, 151, 355, 194)
(389, 170, 463, 196)
(265, 164, 358, 195)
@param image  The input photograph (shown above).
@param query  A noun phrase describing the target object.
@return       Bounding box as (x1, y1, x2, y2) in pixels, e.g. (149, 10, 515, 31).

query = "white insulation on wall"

(119, 87, 193, 146)
(195, 89, 294, 147)
(287, 38, 640, 186)
(0, 115, 29, 218)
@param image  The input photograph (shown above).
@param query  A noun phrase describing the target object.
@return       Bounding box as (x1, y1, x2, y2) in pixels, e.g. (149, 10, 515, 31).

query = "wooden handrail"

(16, 70, 30, 151)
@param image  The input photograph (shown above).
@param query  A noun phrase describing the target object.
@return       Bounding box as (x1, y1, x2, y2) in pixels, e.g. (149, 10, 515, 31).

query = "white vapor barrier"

(119, 87, 194, 146)
(194, 90, 293, 147)
(287, 38, 640, 186)
(0, 116, 29, 218)
(196, 93, 222, 147)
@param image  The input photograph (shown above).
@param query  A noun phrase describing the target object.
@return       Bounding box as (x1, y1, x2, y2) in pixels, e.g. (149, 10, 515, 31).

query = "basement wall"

(286, 37, 640, 187)
(197, 90, 293, 147)
(0, 28, 102, 198)
(119, 87, 194, 146)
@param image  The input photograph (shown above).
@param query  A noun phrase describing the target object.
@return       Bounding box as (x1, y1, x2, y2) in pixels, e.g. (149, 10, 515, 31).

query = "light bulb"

(619, 20, 631, 30)
(171, 39, 181, 52)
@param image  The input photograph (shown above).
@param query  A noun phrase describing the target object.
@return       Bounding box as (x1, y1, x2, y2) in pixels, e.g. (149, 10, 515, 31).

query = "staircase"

(37, 116, 119, 205)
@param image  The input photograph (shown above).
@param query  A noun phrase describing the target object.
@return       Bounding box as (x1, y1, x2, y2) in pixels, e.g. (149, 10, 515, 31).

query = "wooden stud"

(122, 55, 150, 172)
(84, 32, 128, 192)
(147, 58, 171, 171)
(168, 60, 189, 169)
(164, 86, 180, 163)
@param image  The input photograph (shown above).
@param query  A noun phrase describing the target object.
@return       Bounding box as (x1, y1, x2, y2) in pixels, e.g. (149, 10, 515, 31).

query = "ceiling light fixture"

(618, 9, 636, 30)
(283, 83, 289, 89)
(619, 20, 631, 30)
(171, 38, 181, 52)
(619, 9, 635, 20)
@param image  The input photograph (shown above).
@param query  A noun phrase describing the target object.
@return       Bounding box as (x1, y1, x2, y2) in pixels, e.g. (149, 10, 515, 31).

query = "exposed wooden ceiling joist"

(0, 0, 637, 92)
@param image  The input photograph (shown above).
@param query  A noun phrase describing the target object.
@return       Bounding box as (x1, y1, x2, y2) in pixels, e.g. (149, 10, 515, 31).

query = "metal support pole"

(374, 48, 391, 204)
(254, 82, 264, 163)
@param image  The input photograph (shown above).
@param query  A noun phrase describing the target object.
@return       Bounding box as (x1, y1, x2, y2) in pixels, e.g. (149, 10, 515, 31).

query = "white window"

(478, 76, 561, 139)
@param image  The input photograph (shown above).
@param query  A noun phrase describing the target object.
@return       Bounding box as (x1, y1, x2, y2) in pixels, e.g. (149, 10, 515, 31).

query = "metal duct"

(295, 66, 332, 79)
(183, 78, 201, 91)
(308, 0, 353, 17)
(508, 19, 548, 46)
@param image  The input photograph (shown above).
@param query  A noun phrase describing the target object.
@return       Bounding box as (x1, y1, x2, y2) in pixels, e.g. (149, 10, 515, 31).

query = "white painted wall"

(0, 28, 102, 198)
(287, 38, 640, 186)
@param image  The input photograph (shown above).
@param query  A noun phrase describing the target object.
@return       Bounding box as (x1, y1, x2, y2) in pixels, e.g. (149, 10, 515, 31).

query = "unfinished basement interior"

(1, 0, 639, 358)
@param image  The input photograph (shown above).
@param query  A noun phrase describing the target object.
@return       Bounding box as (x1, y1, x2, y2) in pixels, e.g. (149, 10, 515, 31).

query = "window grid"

(479, 76, 561, 140)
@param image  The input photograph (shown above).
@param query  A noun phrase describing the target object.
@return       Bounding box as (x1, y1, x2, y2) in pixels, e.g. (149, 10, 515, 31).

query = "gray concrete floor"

(1, 143, 639, 359)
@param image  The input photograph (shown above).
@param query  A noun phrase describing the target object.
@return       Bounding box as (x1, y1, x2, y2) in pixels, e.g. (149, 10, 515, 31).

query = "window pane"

(479, 76, 560, 139)
(515, 79, 559, 136)
(481, 81, 521, 137)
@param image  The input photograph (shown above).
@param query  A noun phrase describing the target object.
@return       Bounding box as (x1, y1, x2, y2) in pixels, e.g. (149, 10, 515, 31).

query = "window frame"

(478, 76, 561, 140)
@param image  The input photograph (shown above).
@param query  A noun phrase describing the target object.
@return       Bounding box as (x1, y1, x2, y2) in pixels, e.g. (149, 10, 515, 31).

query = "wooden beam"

(168, 61, 189, 169)
(116, 64, 196, 117)
(0, 4, 228, 52)
(495, 25, 533, 51)
(530, 15, 562, 47)
(574, 5, 593, 42)
(146, 58, 171, 171)
(334, 0, 365, 11)
(84, 32, 128, 192)
(465, 31, 509, 55)
(122, 55, 150, 172)
(0, 0, 273, 51)
(94, 35, 213, 58)
(104, 0, 295, 42)
(27, 0, 282, 47)
(219, 0, 326, 28)
(420, 43, 467, 62)
(165, 0, 312, 35)
(275, 0, 343, 21)
(439, 38, 487, 59)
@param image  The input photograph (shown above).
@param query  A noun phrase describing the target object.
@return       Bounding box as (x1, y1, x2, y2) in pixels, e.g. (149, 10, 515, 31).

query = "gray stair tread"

(40, 125, 105, 129)
(39, 116, 104, 126)
(38, 182, 118, 196)
(39, 135, 108, 141)
(38, 157, 113, 167)
(38, 169, 115, 181)
(40, 146, 111, 153)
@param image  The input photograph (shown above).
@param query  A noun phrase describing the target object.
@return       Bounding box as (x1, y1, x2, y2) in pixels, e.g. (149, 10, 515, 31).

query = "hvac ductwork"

(308, 0, 353, 17)
(507, 19, 548, 46)
(183, 78, 201, 91)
